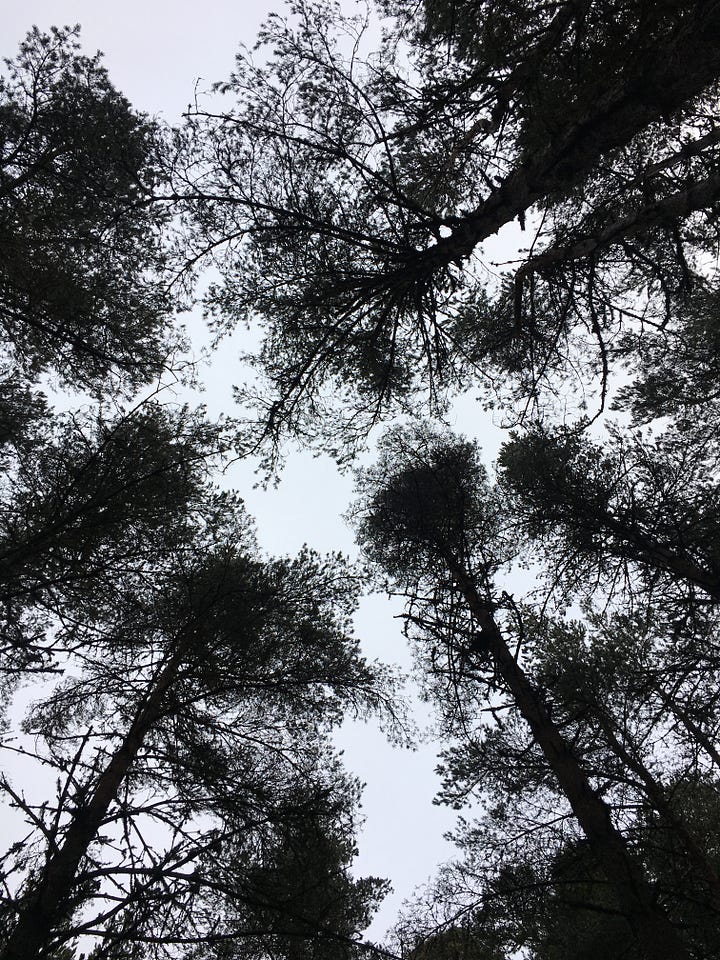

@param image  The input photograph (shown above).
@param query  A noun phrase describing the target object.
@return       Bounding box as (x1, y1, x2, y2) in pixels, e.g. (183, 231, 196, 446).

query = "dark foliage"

(0, 27, 176, 394)
(177, 0, 720, 456)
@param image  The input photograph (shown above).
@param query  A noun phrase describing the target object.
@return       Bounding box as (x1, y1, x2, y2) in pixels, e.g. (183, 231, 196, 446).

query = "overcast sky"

(2, 1, 521, 940)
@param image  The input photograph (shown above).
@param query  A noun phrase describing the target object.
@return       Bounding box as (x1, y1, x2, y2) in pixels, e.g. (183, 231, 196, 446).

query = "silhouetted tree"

(178, 0, 720, 455)
(0, 400, 229, 678)
(0, 27, 176, 394)
(353, 424, 714, 960)
(0, 495, 394, 959)
(498, 420, 720, 604)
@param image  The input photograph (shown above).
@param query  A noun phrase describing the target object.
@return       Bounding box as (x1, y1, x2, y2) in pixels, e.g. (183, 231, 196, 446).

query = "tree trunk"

(601, 511, 720, 599)
(445, 557, 691, 960)
(517, 170, 720, 276)
(546, 497, 720, 600)
(0, 641, 188, 960)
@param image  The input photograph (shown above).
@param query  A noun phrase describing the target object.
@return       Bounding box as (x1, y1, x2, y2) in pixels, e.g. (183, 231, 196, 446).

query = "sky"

(2, 0, 518, 941)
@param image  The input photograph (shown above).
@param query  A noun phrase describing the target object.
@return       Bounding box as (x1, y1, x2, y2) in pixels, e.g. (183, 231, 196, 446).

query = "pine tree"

(0, 401, 228, 678)
(0, 27, 176, 394)
(352, 424, 715, 959)
(0, 26, 396, 958)
(179, 0, 720, 452)
(0, 495, 392, 959)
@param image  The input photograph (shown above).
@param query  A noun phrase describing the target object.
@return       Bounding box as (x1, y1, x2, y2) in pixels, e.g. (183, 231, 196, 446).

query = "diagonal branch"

(411, 1, 720, 276)
(517, 170, 720, 278)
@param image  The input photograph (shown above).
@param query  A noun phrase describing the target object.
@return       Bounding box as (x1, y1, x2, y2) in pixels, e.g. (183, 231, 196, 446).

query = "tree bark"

(0, 640, 188, 960)
(445, 556, 691, 960)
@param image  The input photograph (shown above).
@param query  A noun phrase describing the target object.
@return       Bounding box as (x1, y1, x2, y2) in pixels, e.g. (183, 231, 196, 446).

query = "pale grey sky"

(2, 1, 519, 941)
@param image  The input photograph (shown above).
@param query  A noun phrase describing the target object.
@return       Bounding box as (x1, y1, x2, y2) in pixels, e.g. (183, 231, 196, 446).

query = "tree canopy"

(4, 4, 720, 960)
(0, 26, 176, 395)
(0, 494, 394, 959)
(0, 22, 397, 960)
(178, 0, 720, 455)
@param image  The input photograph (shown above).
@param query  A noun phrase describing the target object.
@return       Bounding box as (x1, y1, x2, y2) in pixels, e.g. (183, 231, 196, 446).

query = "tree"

(0, 22, 397, 960)
(0, 27, 176, 395)
(352, 424, 713, 960)
(0, 399, 229, 679)
(171, 9, 720, 948)
(496, 420, 720, 800)
(7, 5, 720, 957)
(398, 921, 505, 960)
(177, 0, 720, 454)
(0, 28, 202, 687)
(485, 775, 720, 960)
(497, 420, 720, 604)
(0, 492, 394, 959)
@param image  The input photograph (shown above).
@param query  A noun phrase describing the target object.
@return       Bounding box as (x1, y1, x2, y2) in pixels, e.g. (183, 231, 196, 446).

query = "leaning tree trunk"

(583, 507, 720, 601)
(0, 641, 188, 960)
(445, 556, 692, 960)
(657, 686, 720, 769)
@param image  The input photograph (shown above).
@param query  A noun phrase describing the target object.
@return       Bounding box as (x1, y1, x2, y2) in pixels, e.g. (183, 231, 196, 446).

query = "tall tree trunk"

(0, 641, 187, 960)
(445, 556, 691, 960)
